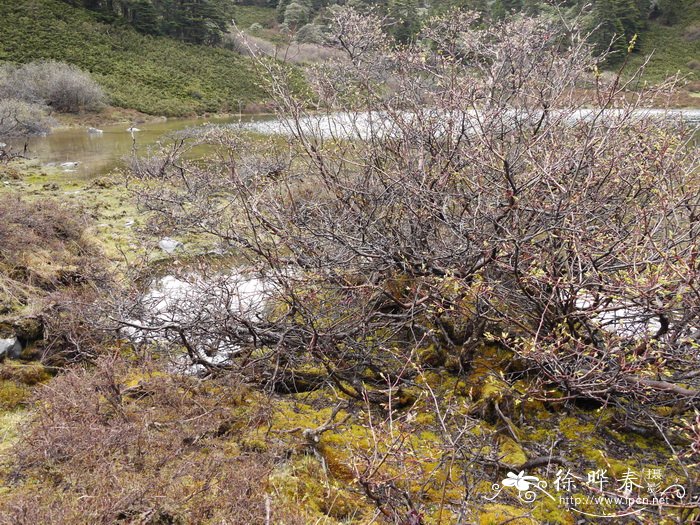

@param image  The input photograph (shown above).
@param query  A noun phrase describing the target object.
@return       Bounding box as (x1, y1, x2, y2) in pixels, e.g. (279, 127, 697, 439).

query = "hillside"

(1, 0, 697, 118)
(233, 1, 700, 88)
(0, 0, 270, 116)
(627, 2, 700, 86)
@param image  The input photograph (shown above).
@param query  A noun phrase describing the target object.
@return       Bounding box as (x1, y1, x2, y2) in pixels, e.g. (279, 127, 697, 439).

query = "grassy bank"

(0, 0, 271, 116)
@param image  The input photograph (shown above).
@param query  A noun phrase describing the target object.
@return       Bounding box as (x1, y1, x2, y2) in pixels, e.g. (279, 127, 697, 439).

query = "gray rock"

(158, 237, 183, 254)
(0, 337, 22, 360)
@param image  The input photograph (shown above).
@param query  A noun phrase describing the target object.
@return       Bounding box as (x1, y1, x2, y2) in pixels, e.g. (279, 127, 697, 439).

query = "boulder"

(158, 237, 183, 254)
(0, 337, 22, 360)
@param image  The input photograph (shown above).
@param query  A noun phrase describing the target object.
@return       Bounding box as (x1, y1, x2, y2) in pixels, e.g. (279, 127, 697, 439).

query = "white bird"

(126, 126, 141, 132)
(87, 127, 103, 134)
(60, 161, 80, 168)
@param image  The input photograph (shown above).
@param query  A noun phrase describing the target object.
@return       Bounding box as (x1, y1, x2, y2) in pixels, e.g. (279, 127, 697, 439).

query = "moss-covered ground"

(3, 343, 692, 523)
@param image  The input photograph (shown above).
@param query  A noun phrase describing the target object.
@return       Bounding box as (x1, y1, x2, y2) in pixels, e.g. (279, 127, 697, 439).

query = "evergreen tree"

(613, 0, 642, 41)
(60, 0, 228, 44)
(589, 0, 628, 63)
(657, 0, 681, 25)
(129, 0, 160, 35)
(388, 0, 420, 43)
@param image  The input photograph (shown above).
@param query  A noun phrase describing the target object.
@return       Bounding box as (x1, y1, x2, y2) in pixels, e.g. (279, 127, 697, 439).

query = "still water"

(8, 108, 700, 179)
(7, 114, 274, 179)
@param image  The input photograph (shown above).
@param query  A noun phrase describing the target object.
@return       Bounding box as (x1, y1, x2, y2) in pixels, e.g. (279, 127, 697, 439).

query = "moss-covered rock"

(0, 361, 52, 386)
(0, 381, 31, 410)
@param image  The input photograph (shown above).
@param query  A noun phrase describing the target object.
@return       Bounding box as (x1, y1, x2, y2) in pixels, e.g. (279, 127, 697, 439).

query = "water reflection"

(7, 108, 699, 180)
(7, 114, 274, 179)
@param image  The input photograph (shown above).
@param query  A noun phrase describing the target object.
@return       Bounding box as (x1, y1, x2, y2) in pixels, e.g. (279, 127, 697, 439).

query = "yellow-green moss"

(478, 504, 538, 525)
(0, 361, 52, 386)
(559, 416, 595, 441)
(417, 344, 446, 367)
(0, 381, 31, 410)
(0, 409, 27, 454)
(499, 435, 528, 466)
(268, 455, 371, 524)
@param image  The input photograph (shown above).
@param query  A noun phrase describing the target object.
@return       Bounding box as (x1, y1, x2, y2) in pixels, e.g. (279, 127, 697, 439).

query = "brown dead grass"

(0, 356, 305, 525)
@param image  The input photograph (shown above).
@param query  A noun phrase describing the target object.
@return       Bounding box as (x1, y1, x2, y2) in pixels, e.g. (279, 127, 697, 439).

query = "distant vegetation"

(0, 0, 270, 116)
(56, 0, 700, 75)
(61, 0, 231, 45)
(0, 0, 696, 120)
(236, 0, 698, 81)
(0, 61, 104, 145)
(627, 0, 700, 83)
(0, 61, 105, 113)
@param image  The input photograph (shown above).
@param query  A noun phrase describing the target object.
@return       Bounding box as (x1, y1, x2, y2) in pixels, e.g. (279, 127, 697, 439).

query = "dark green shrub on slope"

(0, 0, 270, 116)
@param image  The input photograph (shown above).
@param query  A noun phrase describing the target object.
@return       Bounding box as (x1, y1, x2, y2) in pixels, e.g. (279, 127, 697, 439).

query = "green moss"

(0, 381, 31, 410)
(0, 362, 52, 386)
(478, 504, 537, 525)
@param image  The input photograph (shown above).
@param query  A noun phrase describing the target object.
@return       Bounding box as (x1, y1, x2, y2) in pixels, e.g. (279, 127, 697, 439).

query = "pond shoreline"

(50, 106, 279, 132)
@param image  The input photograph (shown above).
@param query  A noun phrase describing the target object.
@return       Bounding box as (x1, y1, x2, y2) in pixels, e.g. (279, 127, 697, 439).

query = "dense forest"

(62, 0, 230, 44)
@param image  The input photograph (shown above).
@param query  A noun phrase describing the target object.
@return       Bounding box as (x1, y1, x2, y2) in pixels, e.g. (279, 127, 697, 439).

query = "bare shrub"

(0, 356, 303, 525)
(0, 61, 105, 113)
(227, 30, 345, 63)
(0, 195, 112, 361)
(131, 10, 699, 407)
(125, 9, 700, 521)
(0, 194, 96, 290)
(0, 98, 52, 139)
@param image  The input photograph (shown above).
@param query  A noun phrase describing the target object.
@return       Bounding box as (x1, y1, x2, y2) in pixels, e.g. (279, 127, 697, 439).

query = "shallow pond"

(7, 108, 699, 180)
(7, 114, 275, 179)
